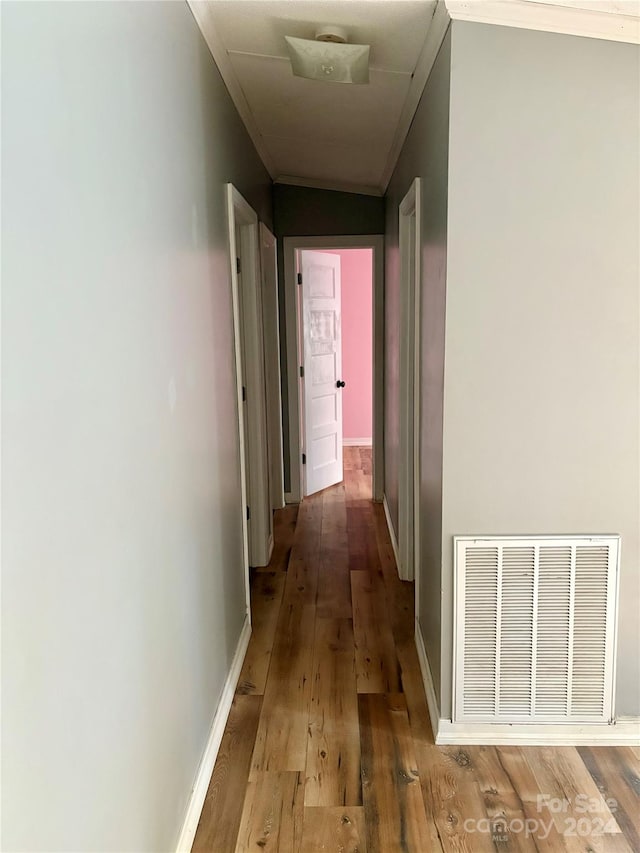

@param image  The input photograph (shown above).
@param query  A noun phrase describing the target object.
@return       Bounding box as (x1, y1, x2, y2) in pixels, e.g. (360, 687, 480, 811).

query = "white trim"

(175, 616, 252, 853)
(266, 532, 274, 564)
(398, 179, 422, 584)
(187, 2, 276, 177)
(227, 185, 272, 570)
(283, 240, 303, 505)
(382, 495, 401, 574)
(435, 718, 640, 746)
(283, 236, 385, 505)
(415, 617, 442, 740)
(259, 222, 285, 512)
(381, 2, 450, 192)
(275, 175, 383, 198)
(343, 438, 372, 447)
(372, 235, 385, 503)
(445, 0, 640, 45)
(225, 186, 251, 610)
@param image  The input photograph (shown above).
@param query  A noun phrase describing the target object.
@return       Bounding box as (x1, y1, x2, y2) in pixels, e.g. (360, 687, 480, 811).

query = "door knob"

(336, 380, 346, 388)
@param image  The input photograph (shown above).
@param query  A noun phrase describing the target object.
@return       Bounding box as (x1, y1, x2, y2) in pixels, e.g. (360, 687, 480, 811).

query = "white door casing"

(300, 250, 343, 496)
(225, 188, 250, 615)
(235, 219, 253, 553)
(259, 223, 285, 511)
(226, 184, 273, 573)
(398, 178, 422, 586)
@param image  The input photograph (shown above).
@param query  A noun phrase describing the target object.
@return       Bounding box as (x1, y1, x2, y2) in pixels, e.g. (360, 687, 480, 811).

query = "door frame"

(398, 178, 422, 586)
(283, 235, 384, 504)
(226, 184, 273, 581)
(259, 223, 285, 511)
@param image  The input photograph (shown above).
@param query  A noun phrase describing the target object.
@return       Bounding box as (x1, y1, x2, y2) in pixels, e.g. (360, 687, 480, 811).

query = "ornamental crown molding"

(444, 0, 640, 44)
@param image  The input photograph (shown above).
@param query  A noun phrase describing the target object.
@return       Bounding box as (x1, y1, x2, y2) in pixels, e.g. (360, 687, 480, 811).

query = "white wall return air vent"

(453, 536, 620, 725)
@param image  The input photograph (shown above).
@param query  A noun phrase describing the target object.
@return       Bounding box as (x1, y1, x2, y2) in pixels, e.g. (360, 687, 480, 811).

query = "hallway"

(192, 448, 639, 853)
(3, 3, 639, 849)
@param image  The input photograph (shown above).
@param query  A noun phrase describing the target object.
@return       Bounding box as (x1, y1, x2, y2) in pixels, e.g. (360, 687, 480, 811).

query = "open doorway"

(299, 248, 373, 497)
(283, 235, 384, 504)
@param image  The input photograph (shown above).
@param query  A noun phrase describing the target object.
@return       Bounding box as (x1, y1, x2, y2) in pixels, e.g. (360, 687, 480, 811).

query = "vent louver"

(454, 536, 619, 724)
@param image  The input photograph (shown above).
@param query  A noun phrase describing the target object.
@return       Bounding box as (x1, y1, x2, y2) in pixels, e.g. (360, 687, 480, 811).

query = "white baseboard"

(435, 718, 640, 746)
(382, 495, 401, 572)
(175, 615, 252, 852)
(342, 437, 372, 447)
(414, 618, 441, 740)
(413, 619, 640, 747)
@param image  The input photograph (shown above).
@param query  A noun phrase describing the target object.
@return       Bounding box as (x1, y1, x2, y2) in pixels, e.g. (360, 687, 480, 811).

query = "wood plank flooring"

(193, 447, 640, 853)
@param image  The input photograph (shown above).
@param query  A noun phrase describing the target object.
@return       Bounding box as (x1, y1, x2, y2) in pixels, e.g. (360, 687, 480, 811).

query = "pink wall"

(321, 248, 373, 441)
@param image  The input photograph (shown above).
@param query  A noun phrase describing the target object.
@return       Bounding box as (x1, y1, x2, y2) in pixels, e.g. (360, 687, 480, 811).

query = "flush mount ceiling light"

(285, 27, 370, 84)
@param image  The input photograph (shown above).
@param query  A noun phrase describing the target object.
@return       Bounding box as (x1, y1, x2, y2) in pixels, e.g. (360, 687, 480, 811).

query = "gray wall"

(273, 183, 385, 238)
(442, 22, 640, 717)
(384, 30, 451, 706)
(1, 2, 272, 850)
(272, 184, 385, 492)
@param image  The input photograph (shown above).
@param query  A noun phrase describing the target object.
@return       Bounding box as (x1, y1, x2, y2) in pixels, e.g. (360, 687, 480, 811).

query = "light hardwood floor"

(193, 447, 640, 853)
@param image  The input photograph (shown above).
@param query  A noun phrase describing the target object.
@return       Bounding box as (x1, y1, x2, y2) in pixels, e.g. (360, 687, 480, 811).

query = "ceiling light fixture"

(285, 27, 370, 85)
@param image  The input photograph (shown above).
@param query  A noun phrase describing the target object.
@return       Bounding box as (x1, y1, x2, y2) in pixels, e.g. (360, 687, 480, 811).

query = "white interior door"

(300, 250, 343, 496)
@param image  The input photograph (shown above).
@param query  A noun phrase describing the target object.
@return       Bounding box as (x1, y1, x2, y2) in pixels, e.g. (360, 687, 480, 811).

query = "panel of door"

(301, 250, 343, 496)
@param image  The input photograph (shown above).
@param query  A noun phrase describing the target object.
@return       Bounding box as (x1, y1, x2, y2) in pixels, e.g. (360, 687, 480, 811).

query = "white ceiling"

(191, 0, 440, 195)
(189, 0, 640, 196)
